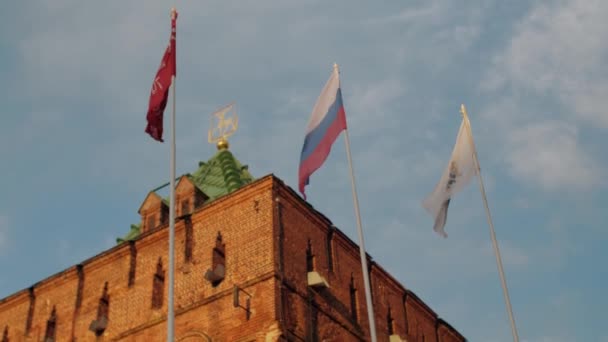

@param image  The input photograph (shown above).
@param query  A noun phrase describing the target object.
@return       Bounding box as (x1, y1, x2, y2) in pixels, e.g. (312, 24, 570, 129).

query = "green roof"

(117, 148, 254, 244)
(191, 149, 254, 200)
(116, 224, 141, 244)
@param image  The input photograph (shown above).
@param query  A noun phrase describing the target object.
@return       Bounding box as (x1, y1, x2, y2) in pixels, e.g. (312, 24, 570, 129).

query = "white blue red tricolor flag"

(298, 66, 347, 199)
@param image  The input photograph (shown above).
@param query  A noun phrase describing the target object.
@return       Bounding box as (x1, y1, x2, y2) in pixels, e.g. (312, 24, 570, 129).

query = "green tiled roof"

(116, 224, 141, 244)
(117, 147, 254, 244)
(191, 149, 254, 200)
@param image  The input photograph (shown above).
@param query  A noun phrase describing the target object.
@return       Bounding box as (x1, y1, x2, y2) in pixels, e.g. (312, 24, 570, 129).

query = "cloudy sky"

(1, 0, 607, 341)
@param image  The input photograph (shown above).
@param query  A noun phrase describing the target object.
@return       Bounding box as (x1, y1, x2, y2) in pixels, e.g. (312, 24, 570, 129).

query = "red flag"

(145, 10, 177, 142)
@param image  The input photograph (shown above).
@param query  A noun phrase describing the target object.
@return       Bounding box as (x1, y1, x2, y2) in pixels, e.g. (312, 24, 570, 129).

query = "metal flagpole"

(342, 119, 378, 340)
(167, 7, 177, 342)
(461, 104, 520, 342)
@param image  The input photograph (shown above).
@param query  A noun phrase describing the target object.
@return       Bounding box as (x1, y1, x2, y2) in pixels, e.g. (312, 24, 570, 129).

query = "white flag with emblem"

(423, 116, 477, 238)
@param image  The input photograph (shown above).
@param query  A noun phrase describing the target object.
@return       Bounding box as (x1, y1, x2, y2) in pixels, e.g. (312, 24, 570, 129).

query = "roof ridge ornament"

(208, 102, 238, 150)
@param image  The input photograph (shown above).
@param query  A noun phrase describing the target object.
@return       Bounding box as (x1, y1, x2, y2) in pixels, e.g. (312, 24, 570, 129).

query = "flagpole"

(167, 7, 177, 342)
(461, 104, 519, 342)
(338, 67, 376, 342)
(344, 130, 378, 342)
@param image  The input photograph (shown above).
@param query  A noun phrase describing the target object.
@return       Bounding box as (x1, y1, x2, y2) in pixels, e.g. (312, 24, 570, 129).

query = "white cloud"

(479, 0, 608, 192)
(483, 0, 608, 128)
(506, 120, 603, 190)
(363, 0, 485, 73)
(18, 4, 160, 100)
(347, 78, 406, 135)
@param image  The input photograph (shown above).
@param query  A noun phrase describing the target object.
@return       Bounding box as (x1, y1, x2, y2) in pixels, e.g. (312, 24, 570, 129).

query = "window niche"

(180, 199, 191, 217)
(25, 287, 35, 335)
(306, 239, 329, 288)
(326, 228, 334, 272)
(128, 241, 137, 287)
(89, 282, 109, 337)
(152, 258, 165, 309)
(349, 274, 358, 322)
(204, 232, 226, 287)
(146, 215, 156, 232)
(44, 306, 57, 342)
(306, 239, 315, 273)
(184, 217, 193, 263)
(387, 306, 395, 335)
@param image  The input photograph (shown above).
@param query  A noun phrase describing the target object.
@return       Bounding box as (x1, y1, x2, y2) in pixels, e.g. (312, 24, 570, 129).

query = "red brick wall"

(0, 175, 465, 342)
(118, 277, 278, 341)
(437, 319, 465, 342)
(369, 266, 408, 341)
(274, 179, 464, 342)
(405, 293, 439, 342)
(38, 269, 81, 341)
(276, 185, 367, 340)
(0, 176, 279, 341)
(275, 184, 415, 341)
(0, 291, 32, 339)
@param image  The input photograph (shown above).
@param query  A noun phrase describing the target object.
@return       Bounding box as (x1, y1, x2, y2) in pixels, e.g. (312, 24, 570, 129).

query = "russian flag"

(298, 66, 347, 199)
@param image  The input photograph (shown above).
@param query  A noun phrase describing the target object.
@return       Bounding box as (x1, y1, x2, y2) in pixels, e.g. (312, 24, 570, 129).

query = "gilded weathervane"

(208, 103, 238, 150)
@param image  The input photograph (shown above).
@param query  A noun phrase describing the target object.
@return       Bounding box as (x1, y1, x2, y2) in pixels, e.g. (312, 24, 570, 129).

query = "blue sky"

(1, 1, 607, 341)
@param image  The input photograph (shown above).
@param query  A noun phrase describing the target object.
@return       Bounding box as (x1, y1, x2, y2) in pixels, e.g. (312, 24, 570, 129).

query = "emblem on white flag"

(422, 116, 477, 237)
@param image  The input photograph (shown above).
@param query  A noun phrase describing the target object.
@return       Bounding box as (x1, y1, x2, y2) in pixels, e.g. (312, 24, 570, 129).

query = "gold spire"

(208, 103, 238, 150)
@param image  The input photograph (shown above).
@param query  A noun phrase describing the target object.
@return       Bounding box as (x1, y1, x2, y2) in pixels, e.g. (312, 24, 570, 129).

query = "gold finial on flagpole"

(208, 103, 239, 150)
(460, 104, 468, 118)
(171, 7, 177, 19)
(333, 63, 339, 72)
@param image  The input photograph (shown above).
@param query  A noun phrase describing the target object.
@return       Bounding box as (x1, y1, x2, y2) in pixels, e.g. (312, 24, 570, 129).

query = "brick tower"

(0, 139, 465, 341)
